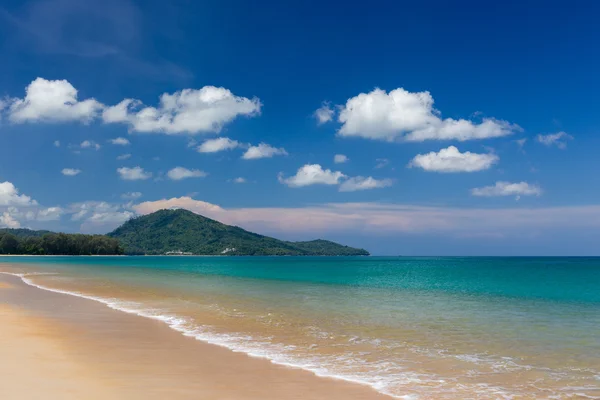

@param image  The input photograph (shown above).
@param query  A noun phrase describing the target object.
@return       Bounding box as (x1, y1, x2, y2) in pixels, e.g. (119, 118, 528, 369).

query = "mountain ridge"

(107, 209, 369, 256)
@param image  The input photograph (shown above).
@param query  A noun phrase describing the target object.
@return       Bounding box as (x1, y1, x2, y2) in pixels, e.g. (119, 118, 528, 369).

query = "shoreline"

(0, 271, 390, 400)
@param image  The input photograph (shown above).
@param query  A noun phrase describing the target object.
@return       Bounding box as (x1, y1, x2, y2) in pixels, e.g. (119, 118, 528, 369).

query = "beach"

(0, 272, 387, 400)
(1, 256, 599, 399)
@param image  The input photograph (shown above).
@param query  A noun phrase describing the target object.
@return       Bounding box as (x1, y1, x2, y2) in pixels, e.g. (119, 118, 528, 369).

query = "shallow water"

(1, 256, 599, 399)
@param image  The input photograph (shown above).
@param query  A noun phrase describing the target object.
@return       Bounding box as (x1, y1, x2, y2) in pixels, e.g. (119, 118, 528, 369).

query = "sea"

(1, 256, 599, 399)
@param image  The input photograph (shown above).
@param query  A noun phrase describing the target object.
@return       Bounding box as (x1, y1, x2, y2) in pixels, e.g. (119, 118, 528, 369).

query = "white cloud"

(471, 181, 542, 199)
(129, 197, 600, 239)
(121, 192, 142, 200)
(7, 78, 104, 124)
(339, 176, 393, 192)
(36, 207, 63, 221)
(0, 205, 62, 228)
(0, 181, 37, 206)
(80, 140, 101, 150)
(334, 154, 349, 164)
(167, 167, 207, 181)
(117, 153, 131, 160)
(0, 212, 20, 228)
(109, 137, 130, 146)
(85, 210, 133, 227)
(409, 146, 498, 173)
(337, 88, 520, 142)
(117, 166, 152, 180)
(69, 201, 115, 221)
(67, 201, 134, 233)
(278, 164, 391, 191)
(61, 168, 81, 176)
(536, 132, 573, 149)
(0, 182, 61, 228)
(54, 140, 60, 147)
(242, 143, 288, 160)
(375, 158, 390, 169)
(102, 86, 261, 135)
(133, 197, 224, 216)
(197, 137, 240, 153)
(233, 177, 246, 183)
(279, 164, 346, 187)
(314, 102, 335, 124)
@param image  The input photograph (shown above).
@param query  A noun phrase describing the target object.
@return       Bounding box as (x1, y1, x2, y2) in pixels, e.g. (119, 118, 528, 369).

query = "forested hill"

(0, 228, 51, 238)
(108, 209, 369, 256)
(0, 229, 123, 255)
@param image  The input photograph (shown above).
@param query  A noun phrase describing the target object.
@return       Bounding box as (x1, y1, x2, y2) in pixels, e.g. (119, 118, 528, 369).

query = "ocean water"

(1, 256, 599, 399)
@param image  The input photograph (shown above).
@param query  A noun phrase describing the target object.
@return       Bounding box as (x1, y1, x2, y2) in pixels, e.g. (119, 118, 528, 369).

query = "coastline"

(0, 272, 389, 400)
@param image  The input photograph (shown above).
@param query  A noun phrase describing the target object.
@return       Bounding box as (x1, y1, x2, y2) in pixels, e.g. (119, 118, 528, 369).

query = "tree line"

(0, 232, 124, 255)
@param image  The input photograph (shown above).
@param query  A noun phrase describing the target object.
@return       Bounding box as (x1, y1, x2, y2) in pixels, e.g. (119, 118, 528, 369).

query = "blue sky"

(1, 0, 600, 255)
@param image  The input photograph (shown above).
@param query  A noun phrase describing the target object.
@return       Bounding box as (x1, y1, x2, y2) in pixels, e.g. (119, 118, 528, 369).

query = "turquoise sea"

(1, 256, 599, 399)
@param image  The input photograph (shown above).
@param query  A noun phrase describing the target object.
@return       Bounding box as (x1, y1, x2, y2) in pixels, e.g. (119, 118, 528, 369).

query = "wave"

(1, 271, 422, 398)
(0, 271, 589, 399)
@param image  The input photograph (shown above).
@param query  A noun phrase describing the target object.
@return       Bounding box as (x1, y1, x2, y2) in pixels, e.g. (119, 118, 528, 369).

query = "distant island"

(0, 209, 369, 256)
(108, 209, 369, 256)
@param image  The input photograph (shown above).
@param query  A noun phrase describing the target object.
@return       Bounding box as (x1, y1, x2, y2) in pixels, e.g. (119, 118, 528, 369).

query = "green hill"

(0, 228, 52, 238)
(107, 209, 369, 256)
(0, 230, 123, 255)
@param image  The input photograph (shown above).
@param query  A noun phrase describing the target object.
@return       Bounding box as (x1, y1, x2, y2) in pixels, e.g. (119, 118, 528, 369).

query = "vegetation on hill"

(0, 230, 123, 255)
(0, 228, 52, 238)
(108, 209, 369, 256)
(284, 239, 369, 256)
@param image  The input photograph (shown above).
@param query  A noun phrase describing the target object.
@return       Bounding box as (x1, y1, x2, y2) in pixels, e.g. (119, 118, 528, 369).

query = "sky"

(1, 0, 600, 255)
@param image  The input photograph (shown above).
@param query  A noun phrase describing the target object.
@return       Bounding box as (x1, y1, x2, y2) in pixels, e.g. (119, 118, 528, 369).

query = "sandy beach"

(0, 272, 388, 400)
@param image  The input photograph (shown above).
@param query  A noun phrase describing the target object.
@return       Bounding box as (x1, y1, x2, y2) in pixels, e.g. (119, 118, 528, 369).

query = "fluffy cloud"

(36, 207, 63, 221)
(133, 197, 224, 216)
(0, 205, 63, 228)
(536, 132, 573, 149)
(67, 201, 134, 233)
(0, 212, 20, 228)
(54, 140, 61, 147)
(233, 177, 246, 183)
(279, 164, 346, 187)
(197, 137, 240, 153)
(109, 137, 130, 145)
(0, 181, 37, 206)
(339, 176, 393, 192)
(80, 140, 101, 150)
(121, 192, 142, 200)
(167, 167, 207, 180)
(102, 86, 261, 135)
(117, 166, 152, 180)
(61, 168, 81, 176)
(0, 182, 62, 228)
(314, 102, 335, 124)
(7, 78, 104, 124)
(278, 164, 392, 192)
(334, 154, 349, 164)
(117, 153, 131, 160)
(409, 146, 498, 173)
(3, 79, 261, 137)
(336, 88, 520, 142)
(471, 181, 542, 198)
(242, 143, 288, 160)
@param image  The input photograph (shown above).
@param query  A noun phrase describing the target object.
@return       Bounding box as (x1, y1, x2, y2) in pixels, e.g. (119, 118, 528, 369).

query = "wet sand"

(0, 274, 389, 400)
